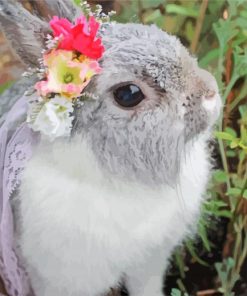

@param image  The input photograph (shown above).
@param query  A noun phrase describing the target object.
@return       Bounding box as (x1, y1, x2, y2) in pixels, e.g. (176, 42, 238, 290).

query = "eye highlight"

(113, 84, 145, 108)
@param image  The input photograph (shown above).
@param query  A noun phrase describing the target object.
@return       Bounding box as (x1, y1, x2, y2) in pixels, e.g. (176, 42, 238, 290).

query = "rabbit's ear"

(40, 0, 81, 21)
(0, 0, 49, 67)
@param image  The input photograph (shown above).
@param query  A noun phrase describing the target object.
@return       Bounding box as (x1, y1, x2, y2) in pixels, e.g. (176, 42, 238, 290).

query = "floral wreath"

(24, 2, 115, 141)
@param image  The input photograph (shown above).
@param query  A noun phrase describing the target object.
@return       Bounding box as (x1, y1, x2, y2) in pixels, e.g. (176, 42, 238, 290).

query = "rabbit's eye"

(113, 84, 144, 108)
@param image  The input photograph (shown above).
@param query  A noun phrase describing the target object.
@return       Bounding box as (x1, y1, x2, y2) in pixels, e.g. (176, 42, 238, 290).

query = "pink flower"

(35, 49, 102, 98)
(50, 16, 104, 60)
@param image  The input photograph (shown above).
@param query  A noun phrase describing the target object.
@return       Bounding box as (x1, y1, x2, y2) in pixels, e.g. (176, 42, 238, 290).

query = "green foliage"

(171, 288, 190, 296)
(215, 258, 240, 296)
(115, 0, 247, 295)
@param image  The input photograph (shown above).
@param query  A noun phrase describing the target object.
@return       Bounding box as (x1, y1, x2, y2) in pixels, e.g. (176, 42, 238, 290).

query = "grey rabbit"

(0, 1, 221, 295)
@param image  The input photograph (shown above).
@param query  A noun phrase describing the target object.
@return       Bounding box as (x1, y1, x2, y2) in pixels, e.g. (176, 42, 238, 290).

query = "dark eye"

(113, 84, 145, 108)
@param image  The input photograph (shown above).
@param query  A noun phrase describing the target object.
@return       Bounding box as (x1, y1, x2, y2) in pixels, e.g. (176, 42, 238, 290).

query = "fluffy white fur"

(18, 133, 210, 296)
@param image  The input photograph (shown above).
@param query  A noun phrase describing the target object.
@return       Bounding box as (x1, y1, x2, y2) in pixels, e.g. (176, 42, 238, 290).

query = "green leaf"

(235, 16, 247, 29)
(171, 288, 189, 296)
(185, 240, 208, 266)
(240, 125, 247, 143)
(230, 138, 240, 149)
(142, 0, 164, 9)
(227, 0, 240, 17)
(213, 170, 228, 183)
(143, 9, 164, 27)
(208, 0, 225, 15)
(225, 127, 238, 138)
(199, 48, 219, 68)
(174, 249, 186, 279)
(166, 4, 199, 18)
(214, 210, 232, 218)
(185, 21, 194, 43)
(243, 190, 247, 199)
(239, 104, 247, 119)
(213, 19, 239, 50)
(232, 48, 247, 79)
(198, 221, 211, 251)
(214, 131, 235, 141)
(227, 188, 242, 197)
(73, 0, 81, 6)
(230, 79, 247, 111)
(232, 174, 245, 188)
(171, 289, 182, 296)
(227, 0, 246, 18)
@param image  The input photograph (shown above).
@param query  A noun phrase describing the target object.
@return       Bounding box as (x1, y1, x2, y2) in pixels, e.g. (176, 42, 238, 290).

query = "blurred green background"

(0, 1, 247, 296)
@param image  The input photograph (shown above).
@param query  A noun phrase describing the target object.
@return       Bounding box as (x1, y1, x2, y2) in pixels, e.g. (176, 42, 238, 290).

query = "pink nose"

(205, 90, 216, 100)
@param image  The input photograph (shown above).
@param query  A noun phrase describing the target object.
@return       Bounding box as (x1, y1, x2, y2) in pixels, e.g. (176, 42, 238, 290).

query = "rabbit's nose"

(205, 90, 216, 100)
(202, 92, 220, 111)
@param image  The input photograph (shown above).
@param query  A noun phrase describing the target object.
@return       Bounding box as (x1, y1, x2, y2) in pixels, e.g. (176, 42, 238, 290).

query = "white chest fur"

(17, 136, 210, 295)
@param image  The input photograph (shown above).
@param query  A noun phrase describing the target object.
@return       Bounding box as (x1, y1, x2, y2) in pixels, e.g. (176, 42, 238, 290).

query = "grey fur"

(0, 0, 49, 66)
(37, 0, 81, 21)
(72, 23, 219, 185)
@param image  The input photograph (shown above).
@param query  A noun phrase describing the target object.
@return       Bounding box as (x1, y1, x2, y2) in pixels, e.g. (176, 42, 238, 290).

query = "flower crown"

(25, 2, 115, 141)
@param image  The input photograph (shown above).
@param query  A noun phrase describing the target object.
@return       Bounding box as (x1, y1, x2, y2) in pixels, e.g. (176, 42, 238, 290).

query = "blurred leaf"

(215, 131, 235, 141)
(185, 240, 208, 266)
(141, 0, 164, 9)
(144, 9, 164, 27)
(230, 79, 247, 111)
(240, 9, 247, 18)
(166, 4, 198, 18)
(232, 174, 245, 188)
(174, 248, 186, 279)
(230, 138, 240, 149)
(235, 16, 247, 29)
(231, 48, 247, 79)
(227, 188, 242, 197)
(213, 19, 239, 49)
(73, 0, 81, 5)
(199, 48, 220, 68)
(198, 221, 211, 251)
(243, 190, 247, 199)
(225, 127, 238, 138)
(227, 0, 247, 18)
(185, 21, 194, 43)
(213, 170, 228, 183)
(208, 0, 225, 15)
(171, 288, 189, 296)
(115, 1, 140, 23)
(239, 104, 247, 119)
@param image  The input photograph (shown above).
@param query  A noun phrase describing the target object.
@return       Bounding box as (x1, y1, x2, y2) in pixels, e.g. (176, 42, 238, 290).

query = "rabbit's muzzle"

(182, 69, 222, 140)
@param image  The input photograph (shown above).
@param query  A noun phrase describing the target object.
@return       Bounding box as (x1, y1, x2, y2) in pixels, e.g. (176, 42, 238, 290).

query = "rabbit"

(0, 1, 222, 296)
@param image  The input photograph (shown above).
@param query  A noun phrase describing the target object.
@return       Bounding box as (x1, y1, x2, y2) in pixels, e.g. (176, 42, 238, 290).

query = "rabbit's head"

(0, 1, 221, 185)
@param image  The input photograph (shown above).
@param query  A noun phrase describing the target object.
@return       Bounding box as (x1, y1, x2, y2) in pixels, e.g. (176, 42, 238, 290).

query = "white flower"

(27, 96, 74, 141)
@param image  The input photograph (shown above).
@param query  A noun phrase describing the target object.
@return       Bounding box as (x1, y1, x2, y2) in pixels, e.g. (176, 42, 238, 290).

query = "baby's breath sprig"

(22, 67, 38, 78)
(78, 91, 99, 102)
(78, 1, 116, 23)
(45, 34, 61, 50)
(74, 92, 99, 108)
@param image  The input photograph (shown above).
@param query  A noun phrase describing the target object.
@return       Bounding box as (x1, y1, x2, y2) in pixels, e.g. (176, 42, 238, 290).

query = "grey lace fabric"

(0, 95, 38, 296)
